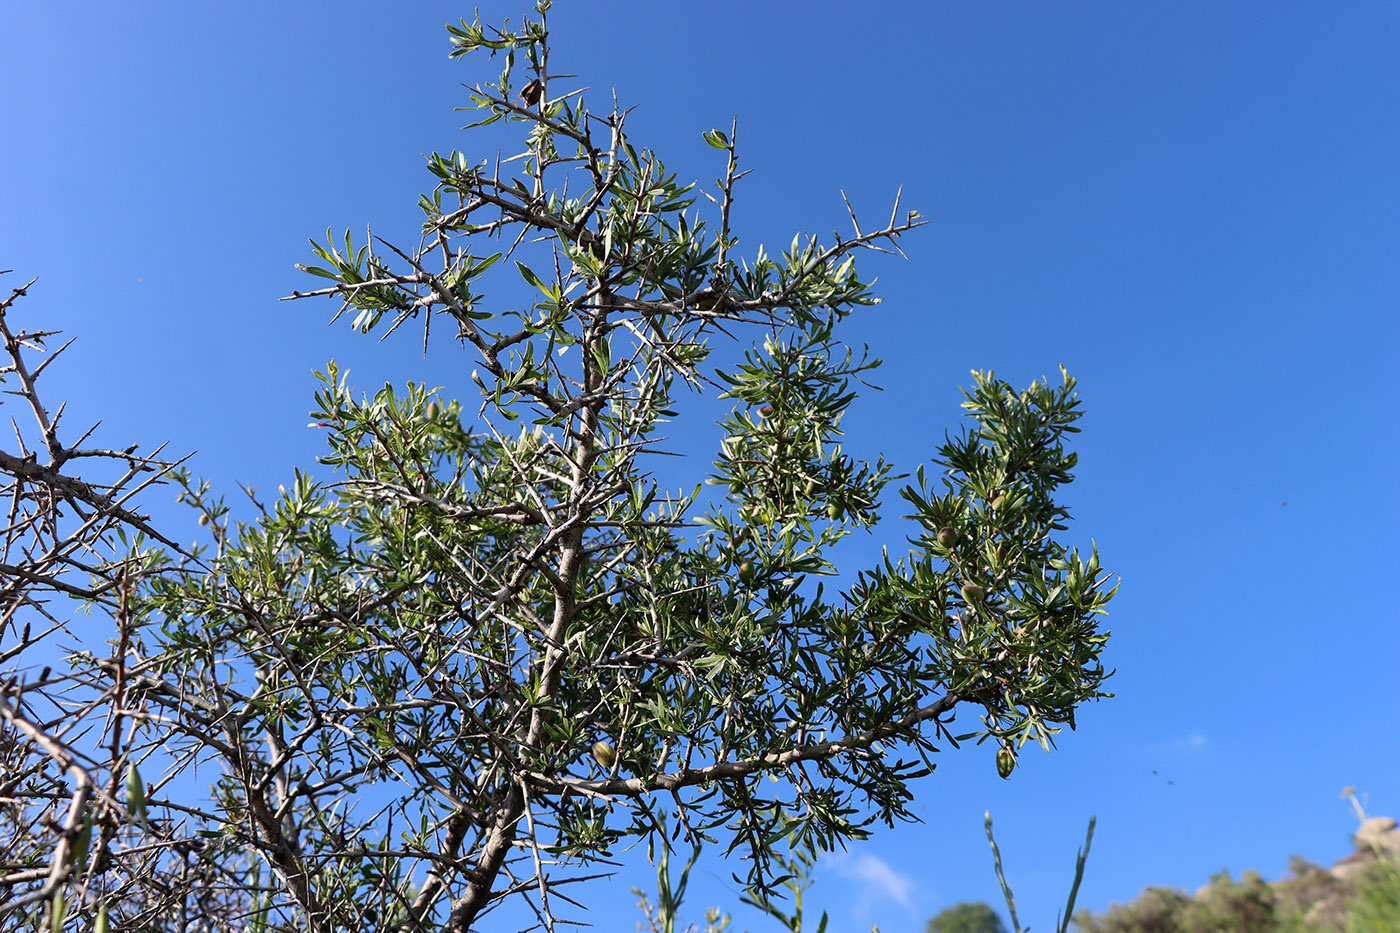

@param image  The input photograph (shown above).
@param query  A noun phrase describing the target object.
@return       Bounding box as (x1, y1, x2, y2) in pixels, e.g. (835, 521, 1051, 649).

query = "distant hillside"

(1072, 816, 1400, 933)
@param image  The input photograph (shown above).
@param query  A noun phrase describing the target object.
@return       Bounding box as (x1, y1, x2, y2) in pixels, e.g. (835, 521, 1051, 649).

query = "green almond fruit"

(591, 740, 616, 770)
(937, 527, 957, 548)
(996, 747, 1016, 779)
(961, 584, 986, 602)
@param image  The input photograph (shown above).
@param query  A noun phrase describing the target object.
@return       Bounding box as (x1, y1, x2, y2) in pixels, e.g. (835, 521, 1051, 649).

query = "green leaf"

(516, 261, 545, 291)
(703, 129, 730, 150)
(70, 814, 91, 872)
(295, 264, 340, 281)
(49, 888, 66, 933)
(125, 763, 147, 827)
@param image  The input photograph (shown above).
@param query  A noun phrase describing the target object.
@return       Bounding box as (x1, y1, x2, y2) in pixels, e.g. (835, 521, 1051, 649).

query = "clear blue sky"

(3, 3, 1398, 932)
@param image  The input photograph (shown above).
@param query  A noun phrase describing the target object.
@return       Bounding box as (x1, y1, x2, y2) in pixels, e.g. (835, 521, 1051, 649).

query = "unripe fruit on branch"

(758, 404, 774, 417)
(990, 494, 1006, 511)
(937, 527, 956, 549)
(827, 502, 843, 521)
(996, 747, 1016, 779)
(961, 584, 986, 602)
(426, 402, 439, 419)
(738, 560, 756, 584)
(591, 740, 616, 770)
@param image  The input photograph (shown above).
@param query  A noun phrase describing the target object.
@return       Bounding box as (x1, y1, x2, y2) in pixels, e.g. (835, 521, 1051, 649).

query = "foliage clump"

(929, 901, 1011, 933)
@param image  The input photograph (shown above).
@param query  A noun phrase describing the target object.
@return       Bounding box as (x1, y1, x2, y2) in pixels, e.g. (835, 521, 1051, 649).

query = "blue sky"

(3, 3, 1398, 932)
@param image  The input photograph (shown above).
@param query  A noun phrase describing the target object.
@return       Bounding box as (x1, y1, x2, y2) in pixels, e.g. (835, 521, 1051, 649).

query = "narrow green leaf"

(125, 763, 147, 827)
(49, 888, 66, 933)
(516, 261, 545, 290)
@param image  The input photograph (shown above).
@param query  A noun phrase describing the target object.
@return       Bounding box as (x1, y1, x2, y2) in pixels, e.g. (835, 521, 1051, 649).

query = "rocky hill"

(1073, 816, 1400, 933)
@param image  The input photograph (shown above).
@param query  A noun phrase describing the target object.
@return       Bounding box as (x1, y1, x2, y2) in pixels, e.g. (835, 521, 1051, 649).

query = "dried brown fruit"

(521, 79, 543, 107)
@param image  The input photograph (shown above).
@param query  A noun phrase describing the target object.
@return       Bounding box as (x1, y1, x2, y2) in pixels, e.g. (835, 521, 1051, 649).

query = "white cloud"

(825, 850, 914, 908)
(1173, 733, 1209, 754)
(1148, 732, 1209, 757)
